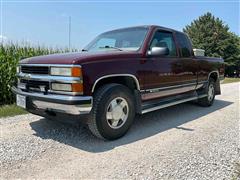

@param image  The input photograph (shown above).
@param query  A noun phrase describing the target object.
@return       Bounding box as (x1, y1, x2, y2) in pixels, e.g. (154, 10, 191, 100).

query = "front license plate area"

(17, 95, 26, 108)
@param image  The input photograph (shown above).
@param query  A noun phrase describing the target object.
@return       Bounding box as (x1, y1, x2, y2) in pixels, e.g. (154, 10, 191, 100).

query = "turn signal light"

(72, 67, 82, 77)
(72, 83, 83, 92)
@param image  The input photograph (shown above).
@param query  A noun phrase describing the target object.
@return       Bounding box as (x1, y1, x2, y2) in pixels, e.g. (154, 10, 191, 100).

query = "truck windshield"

(84, 27, 149, 52)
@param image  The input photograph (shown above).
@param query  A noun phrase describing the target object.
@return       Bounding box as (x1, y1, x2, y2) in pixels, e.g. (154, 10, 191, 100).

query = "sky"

(0, 0, 239, 49)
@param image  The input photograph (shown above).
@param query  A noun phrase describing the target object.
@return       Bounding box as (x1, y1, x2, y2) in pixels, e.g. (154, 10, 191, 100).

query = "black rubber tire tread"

(87, 83, 135, 140)
(198, 78, 216, 107)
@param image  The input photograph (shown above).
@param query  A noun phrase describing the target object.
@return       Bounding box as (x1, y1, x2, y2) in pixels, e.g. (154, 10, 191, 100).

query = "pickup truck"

(12, 25, 224, 140)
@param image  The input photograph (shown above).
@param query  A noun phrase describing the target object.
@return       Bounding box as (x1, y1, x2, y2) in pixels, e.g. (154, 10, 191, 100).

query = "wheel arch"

(91, 74, 140, 93)
(208, 70, 221, 95)
(208, 71, 219, 82)
(91, 74, 142, 114)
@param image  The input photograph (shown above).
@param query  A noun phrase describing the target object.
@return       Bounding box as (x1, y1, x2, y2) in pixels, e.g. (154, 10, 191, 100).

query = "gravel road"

(0, 82, 239, 179)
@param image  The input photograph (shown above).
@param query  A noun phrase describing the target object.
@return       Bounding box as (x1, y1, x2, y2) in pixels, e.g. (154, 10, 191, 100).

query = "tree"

(183, 12, 240, 77)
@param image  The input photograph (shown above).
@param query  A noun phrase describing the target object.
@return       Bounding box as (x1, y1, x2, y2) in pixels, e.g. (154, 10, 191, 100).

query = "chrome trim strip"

(19, 64, 81, 68)
(198, 80, 208, 84)
(48, 90, 83, 95)
(142, 94, 207, 114)
(141, 82, 197, 93)
(12, 86, 91, 102)
(18, 73, 82, 83)
(91, 74, 140, 92)
(198, 94, 208, 98)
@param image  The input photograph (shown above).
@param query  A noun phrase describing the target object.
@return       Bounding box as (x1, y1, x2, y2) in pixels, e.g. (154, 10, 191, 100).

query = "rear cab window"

(175, 32, 193, 58)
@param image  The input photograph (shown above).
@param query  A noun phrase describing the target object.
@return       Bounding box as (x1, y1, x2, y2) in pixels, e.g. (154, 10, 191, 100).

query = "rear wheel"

(198, 78, 216, 106)
(88, 84, 135, 140)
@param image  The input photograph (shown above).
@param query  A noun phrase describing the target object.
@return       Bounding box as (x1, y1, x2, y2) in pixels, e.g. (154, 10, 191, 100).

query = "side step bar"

(141, 94, 207, 114)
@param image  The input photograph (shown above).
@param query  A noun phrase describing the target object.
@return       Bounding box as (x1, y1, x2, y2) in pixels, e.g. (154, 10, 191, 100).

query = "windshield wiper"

(82, 49, 88, 52)
(99, 45, 123, 51)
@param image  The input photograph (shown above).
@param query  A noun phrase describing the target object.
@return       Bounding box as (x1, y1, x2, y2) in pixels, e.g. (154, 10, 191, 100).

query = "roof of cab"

(103, 25, 184, 34)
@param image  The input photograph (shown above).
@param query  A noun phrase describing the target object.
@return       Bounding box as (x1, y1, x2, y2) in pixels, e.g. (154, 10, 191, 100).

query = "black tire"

(88, 83, 136, 140)
(198, 78, 216, 107)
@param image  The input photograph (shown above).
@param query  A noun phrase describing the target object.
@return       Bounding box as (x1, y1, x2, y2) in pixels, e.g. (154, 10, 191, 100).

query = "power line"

(68, 16, 71, 50)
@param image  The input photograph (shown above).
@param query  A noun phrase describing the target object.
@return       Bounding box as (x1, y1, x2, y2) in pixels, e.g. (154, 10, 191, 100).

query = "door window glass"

(149, 31, 177, 57)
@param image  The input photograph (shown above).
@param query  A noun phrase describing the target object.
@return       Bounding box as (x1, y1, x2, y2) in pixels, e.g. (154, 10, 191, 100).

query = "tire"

(198, 78, 216, 107)
(88, 83, 136, 140)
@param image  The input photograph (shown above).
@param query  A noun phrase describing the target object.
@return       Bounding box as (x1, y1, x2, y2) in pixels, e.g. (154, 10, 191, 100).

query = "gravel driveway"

(0, 82, 239, 179)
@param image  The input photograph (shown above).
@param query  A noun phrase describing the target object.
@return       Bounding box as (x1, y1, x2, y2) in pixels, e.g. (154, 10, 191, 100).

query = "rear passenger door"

(142, 30, 197, 101)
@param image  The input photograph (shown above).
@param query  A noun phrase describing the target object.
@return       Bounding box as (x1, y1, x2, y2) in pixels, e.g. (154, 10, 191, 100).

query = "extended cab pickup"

(13, 25, 224, 140)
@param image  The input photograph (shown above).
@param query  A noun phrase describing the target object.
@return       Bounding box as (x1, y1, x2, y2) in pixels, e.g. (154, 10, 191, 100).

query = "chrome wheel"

(208, 84, 215, 101)
(106, 97, 129, 129)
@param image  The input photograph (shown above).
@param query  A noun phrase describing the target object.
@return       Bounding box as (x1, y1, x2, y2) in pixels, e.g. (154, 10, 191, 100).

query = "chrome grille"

(21, 66, 49, 75)
(17, 64, 82, 95)
(20, 79, 49, 92)
(20, 79, 49, 88)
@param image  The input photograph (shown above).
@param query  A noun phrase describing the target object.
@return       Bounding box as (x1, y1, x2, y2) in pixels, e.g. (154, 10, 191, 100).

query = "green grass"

(0, 104, 27, 118)
(222, 77, 240, 84)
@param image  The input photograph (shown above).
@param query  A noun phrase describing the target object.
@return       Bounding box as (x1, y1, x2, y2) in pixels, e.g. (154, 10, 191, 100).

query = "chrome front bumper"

(12, 87, 92, 115)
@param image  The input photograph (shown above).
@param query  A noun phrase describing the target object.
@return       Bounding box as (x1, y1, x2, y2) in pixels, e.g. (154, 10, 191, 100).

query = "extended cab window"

(176, 33, 193, 57)
(149, 31, 177, 57)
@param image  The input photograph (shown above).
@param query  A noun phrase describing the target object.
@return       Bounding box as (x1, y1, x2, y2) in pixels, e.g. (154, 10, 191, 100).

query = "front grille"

(20, 79, 49, 92)
(21, 66, 49, 75)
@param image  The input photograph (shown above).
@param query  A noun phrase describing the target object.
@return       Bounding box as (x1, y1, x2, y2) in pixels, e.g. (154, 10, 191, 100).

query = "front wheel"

(88, 84, 135, 140)
(198, 78, 216, 106)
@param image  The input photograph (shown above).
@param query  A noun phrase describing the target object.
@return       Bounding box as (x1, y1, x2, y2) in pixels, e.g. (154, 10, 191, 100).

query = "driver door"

(142, 30, 196, 100)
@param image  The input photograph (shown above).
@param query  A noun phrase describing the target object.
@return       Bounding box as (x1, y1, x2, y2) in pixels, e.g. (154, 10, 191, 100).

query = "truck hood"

(20, 51, 142, 65)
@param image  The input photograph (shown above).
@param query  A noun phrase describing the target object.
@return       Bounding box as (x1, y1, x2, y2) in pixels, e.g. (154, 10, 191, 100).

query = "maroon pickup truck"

(13, 25, 224, 140)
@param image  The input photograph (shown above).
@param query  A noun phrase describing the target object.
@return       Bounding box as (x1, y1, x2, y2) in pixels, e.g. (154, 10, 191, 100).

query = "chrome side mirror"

(148, 47, 169, 56)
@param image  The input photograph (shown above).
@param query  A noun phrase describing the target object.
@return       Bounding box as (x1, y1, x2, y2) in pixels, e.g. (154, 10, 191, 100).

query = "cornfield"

(0, 43, 73, 105)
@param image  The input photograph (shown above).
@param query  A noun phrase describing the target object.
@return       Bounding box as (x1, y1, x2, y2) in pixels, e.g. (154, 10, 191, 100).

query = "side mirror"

(148, 47, 169, 56)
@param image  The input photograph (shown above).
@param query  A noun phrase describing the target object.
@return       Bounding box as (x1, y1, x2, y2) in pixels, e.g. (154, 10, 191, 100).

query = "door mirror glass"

(148, 47, 169, 56)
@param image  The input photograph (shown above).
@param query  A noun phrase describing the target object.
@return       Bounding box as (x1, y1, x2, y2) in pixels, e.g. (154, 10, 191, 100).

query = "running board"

(141, 94, 207, 114)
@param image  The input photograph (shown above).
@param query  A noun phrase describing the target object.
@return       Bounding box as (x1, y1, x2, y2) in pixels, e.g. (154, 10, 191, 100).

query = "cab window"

(149, 31, 177, 57)
(175, 32, 192, 57)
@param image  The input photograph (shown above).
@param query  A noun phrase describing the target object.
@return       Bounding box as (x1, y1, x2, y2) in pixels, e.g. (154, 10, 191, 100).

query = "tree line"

(184, 12, 240, 77)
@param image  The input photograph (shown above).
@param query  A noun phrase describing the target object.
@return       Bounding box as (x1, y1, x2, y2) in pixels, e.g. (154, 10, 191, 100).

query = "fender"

(91, 74, 140, 93)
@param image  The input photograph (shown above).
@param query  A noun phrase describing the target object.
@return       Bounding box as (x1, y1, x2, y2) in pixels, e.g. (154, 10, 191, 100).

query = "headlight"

(51, 67, 71, 76)
(51, 83, 83, 93)
(50, 67, 82, 77)
(51, 83, 72, 91)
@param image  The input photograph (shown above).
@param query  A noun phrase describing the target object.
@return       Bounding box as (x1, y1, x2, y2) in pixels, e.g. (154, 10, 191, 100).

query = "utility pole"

(68, 16, 71, 50)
